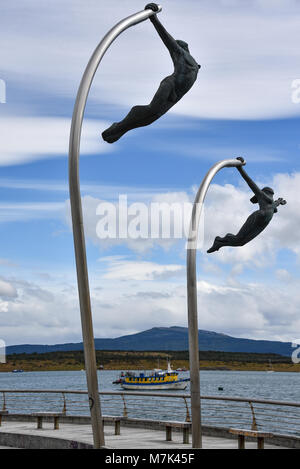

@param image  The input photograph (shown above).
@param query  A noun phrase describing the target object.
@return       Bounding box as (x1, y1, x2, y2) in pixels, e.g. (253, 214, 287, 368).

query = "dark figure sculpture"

(102, 3, 200, 143)
(207, 158, 287, 253)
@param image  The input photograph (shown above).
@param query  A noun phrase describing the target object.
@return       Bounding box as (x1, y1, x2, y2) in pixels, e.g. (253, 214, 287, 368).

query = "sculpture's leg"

(207, 234, 240, 253)
(207, 210, 267, 253)
(102, 77, 175, 143)
(102, 105, 154, 143)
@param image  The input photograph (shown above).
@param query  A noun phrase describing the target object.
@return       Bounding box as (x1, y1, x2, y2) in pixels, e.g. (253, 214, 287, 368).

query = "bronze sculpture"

(102, 3, 200, 143)
(207, 158, 287, 253)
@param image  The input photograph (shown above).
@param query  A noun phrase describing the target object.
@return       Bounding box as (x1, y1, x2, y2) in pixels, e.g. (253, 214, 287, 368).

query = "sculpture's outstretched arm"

(237, 164, 261, 196)
(145, 4, 181, 57)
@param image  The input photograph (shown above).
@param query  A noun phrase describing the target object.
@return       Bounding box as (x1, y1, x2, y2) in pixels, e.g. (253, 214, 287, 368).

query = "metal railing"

(1, 389, 300, 437)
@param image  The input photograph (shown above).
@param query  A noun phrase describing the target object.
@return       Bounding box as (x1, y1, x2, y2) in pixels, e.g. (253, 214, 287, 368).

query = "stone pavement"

(0, 421, 285, 449)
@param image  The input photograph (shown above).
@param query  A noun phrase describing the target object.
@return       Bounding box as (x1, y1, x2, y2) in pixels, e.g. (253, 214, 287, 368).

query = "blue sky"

(0, 0, 300, 345)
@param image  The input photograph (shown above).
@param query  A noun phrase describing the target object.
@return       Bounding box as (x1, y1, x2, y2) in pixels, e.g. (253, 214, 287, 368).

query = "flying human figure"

(102, 3, 200, 143)
(207, 158, 287, 253)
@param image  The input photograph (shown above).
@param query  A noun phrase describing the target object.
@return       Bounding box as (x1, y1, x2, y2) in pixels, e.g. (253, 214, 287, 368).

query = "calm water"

(0, 369, 299, 401)
(0, 370, 299, 434)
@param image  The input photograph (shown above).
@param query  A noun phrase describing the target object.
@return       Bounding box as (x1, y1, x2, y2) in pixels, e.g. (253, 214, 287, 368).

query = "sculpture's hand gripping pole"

(187, 157, 246, 250)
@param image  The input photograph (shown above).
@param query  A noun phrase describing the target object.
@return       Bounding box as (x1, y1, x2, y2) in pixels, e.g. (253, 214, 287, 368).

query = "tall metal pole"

(186, 158, 246, 448)
(68, 5, 162, 449)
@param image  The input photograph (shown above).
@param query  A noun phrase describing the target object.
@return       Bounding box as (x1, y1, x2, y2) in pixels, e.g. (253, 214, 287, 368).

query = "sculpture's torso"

(172, 50, 200, 97)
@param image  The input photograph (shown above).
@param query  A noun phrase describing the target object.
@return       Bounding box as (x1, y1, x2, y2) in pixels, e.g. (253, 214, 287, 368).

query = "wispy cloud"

(67, 171, 300, 264)
(99, 257, 184, 281)
(0, 178, 174, 201)
(1, 261, 300, 344)
(1, 0, 300, 120)
(145, 141, 285, 163)
(0, 117, 112, 166)
(0, 202, 64, 222)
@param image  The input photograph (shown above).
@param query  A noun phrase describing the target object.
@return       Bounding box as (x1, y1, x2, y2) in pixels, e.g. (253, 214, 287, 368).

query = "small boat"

(121, 361, 190, 391)
(12, 369, 24, 373)
(176, 367, 187, 372)
(113, 372, 125, 385)
(266, 360, 275, 373)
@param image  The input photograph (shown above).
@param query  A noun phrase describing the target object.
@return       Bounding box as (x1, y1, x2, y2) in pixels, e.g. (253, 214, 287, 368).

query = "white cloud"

(61, 171, 299, 267)
(65, 192, 193, 254)
(194, 278, 300, 342)
(151, 141, 286, 163)
(0, 117, 112, 166)
(0, 169, 298, 345)
(0, 201, 64, 223)
(99, 257, 184, 281)
(0, 279, 17, 298)
(0, 246, 299, 345)
(1, 0, 300, 121)
(1, 263, 299, 345)
(0, 168, 295, 264)
(203, 171, 300, 266)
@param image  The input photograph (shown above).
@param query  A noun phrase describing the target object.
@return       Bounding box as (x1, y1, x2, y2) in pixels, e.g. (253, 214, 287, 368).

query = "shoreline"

(1, 349, 298, 373)
(1, 361, 299, 373)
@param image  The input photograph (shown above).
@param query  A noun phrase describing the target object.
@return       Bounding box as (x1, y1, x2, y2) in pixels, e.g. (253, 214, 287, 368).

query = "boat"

(113, 371, 125, 384)
(266, 360, 275, 373)
(121, 361, 190, 390)
(12, 369, 24, 373)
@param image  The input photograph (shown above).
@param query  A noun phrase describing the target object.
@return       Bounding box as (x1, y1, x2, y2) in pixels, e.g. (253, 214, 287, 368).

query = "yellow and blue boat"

(121, 362, 190, 390)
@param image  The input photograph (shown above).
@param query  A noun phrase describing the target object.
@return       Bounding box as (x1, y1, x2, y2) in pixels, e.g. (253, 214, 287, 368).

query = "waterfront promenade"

(0, 420, 285, 449)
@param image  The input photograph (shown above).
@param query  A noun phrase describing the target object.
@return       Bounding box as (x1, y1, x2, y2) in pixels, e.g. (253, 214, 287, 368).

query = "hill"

(6, 326, 294, 357)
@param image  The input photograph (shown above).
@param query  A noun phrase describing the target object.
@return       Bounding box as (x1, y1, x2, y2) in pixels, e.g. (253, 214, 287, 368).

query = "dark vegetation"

(1, 349, 297, 372)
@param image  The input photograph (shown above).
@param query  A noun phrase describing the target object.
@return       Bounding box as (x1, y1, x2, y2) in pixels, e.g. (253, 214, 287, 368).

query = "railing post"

(122, 395, 128, 418)
(184, 397, 191, 422)
(249, 401, 258, 431)
(62, 393, 67, 415)
(2, 392, 6, 412)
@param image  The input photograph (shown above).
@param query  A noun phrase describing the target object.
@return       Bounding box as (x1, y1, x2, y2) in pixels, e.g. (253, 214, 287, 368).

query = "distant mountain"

(6, 326, 294, 357)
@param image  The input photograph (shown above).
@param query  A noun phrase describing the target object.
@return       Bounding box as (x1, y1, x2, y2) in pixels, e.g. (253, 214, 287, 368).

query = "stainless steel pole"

(186, 158, 246, 448)
(68, 5, 162, 449)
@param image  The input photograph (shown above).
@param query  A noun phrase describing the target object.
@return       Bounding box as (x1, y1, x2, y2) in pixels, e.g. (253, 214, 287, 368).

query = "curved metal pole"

(68, 5, 162, 449)
(186, 158, 246, 448)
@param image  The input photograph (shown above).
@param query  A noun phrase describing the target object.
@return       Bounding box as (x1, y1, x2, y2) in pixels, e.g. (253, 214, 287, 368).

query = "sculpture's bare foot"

(207, 245, 219, 254)
(207, 237, 222, 254)
(102, 123, 125, 143)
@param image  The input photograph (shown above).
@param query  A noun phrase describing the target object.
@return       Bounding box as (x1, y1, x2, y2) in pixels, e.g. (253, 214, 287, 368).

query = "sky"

(0, 0, 300, 346)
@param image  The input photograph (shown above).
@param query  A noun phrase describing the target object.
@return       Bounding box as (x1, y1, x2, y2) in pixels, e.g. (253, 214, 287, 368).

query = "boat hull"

(121, 379, 189, 391)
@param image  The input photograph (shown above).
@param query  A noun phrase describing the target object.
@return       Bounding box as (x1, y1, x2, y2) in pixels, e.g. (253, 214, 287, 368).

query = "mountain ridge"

(5, 326, 294, 357)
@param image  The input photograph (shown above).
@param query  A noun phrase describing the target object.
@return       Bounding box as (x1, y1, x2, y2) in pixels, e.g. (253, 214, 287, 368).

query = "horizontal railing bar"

(1, 389, 300, 408)
(200, 396, 300, 408)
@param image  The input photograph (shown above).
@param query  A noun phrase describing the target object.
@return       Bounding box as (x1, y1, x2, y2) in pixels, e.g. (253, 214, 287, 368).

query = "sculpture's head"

(262, 187, 274, 197)
(176, 40, 189, 52)
(250, 187, 274, 203)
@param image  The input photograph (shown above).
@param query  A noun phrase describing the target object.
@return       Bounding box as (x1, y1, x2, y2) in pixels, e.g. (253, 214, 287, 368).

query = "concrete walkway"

(0, 421, 285, 449)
